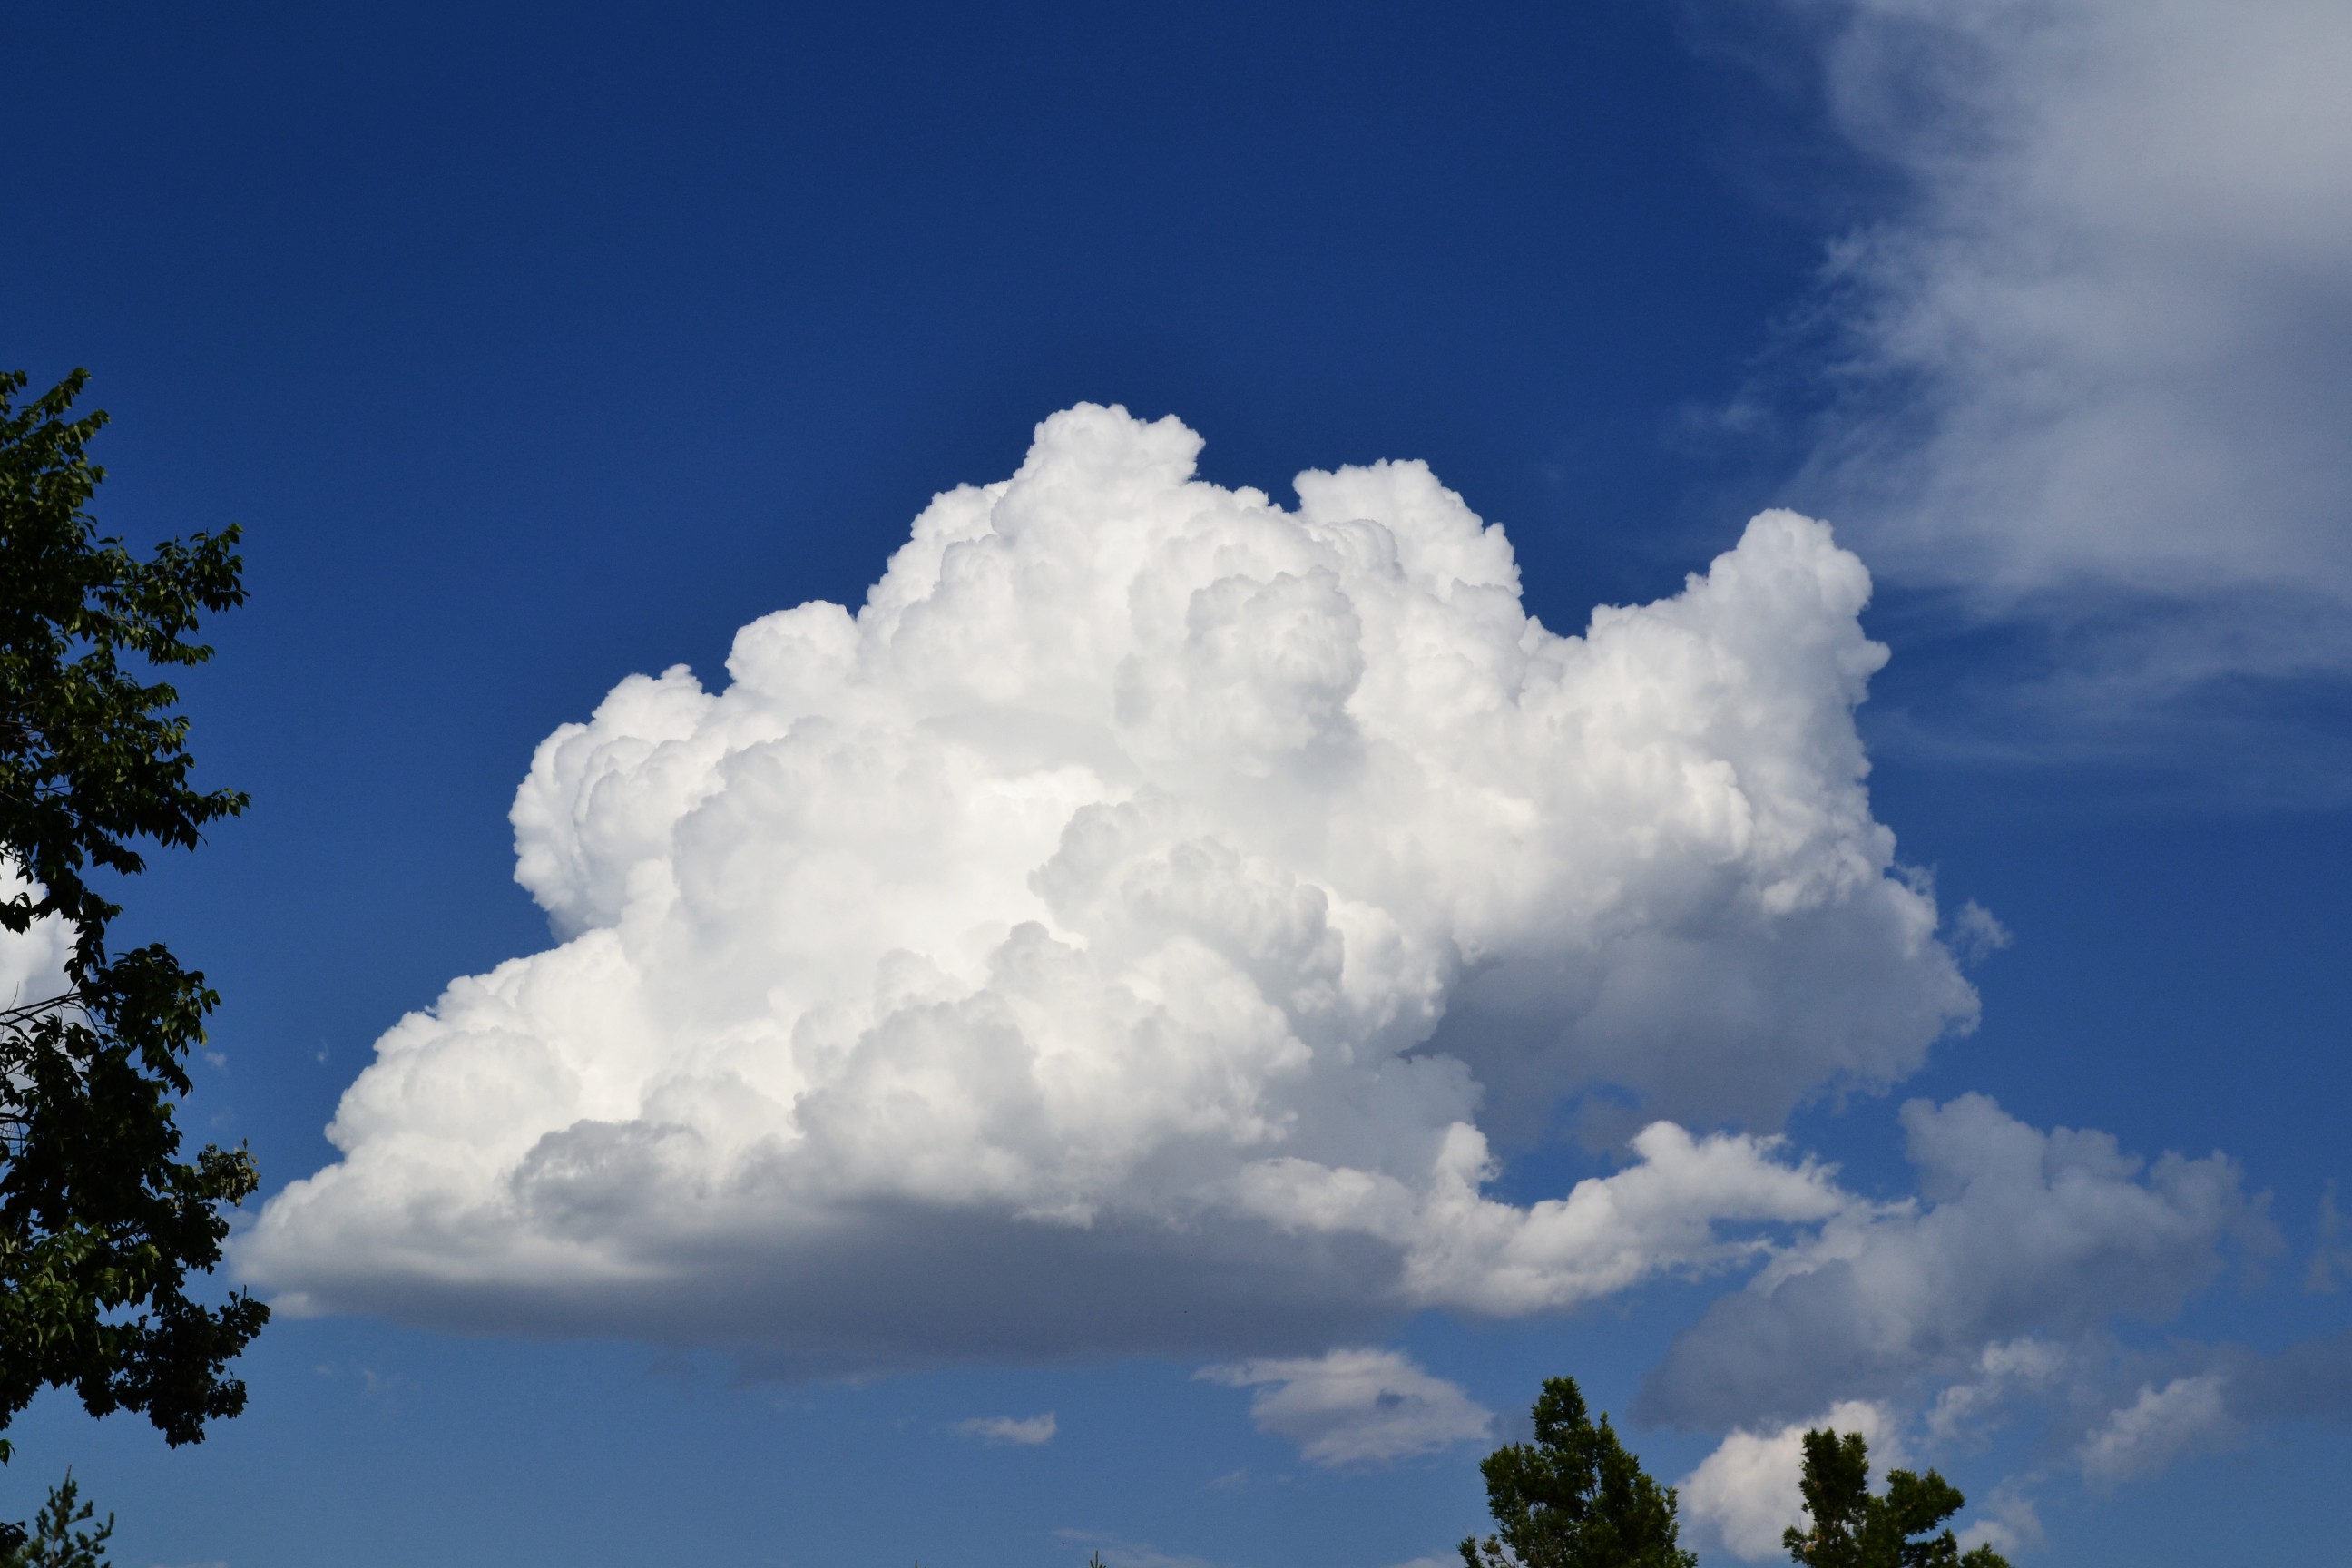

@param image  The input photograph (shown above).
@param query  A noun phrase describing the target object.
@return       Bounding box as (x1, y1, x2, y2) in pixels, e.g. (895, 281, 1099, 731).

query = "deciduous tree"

(1, 368, 268, 1542)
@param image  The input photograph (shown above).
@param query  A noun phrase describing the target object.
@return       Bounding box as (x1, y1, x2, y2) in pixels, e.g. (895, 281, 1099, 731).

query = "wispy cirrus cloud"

(1726, 0, 2352, 780)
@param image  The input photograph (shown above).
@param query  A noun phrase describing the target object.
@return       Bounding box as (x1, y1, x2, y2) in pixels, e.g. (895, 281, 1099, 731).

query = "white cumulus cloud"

(1198, 1347, 1493, 1467)
(239, 405, 1975, 1368)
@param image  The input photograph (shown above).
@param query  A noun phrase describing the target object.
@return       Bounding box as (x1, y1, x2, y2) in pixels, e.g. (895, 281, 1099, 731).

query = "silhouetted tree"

(2, 368, 268, 1546)
(1462, 1376, 1697, 1568)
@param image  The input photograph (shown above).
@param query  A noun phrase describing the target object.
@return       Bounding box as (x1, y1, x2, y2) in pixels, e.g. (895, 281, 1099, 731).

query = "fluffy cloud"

(1197, 1347, 1493, 1466)
(2077, 1375, 2230, 1484)
(239, 405, 1975, 1367)
(1748, 0, 2352, 751)
(1641, 1094, 2262, 1430)
(1680, 1399, 1904, 1561)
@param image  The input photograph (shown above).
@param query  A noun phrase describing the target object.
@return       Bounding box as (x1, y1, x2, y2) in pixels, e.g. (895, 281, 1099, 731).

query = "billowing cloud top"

(240, 406, 1975, 1369)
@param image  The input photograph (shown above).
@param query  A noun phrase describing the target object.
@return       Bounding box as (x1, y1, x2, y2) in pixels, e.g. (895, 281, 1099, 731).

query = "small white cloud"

(2078, 1375, 2231, 1484)
(1947, 902, 2011, 968)
(956, 1411, 1057, 1446)
(1680, 1400, 1902, 1562)
(1198, 1347, 1493, 1467)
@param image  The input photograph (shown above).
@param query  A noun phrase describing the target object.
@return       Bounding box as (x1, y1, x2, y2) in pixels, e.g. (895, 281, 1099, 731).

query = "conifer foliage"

(0, 1472, 111, 1568)
(1462, 1376, 1697, 1568)
(1783, 1428, 2011, 1568)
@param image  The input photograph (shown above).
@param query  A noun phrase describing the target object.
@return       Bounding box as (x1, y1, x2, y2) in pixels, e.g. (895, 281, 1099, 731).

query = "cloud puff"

(240, 405, 1975, 1367)
(956, 1411, 1056, 1446)
(1197, 1347, 1493, 1466)
(1641, 1094, 2261, 1430)
(1747, 0, 2352, 752)
(1921, 1337, 2066, 1445)
(2077, 1375, 2230, 1484)
(1680, 1399, 1903, 1561)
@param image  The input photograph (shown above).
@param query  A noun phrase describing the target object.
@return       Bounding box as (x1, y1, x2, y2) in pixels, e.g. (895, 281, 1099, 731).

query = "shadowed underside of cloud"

(238, 405, 1977, 1368)
(1743, 0, 2352, 768)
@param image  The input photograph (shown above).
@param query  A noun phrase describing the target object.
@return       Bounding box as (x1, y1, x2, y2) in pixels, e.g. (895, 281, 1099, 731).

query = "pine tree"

(1461, 1377, 1697, 1568)
(1782, 1427, 2011, 1568)
(0, 1472, 112, 1568)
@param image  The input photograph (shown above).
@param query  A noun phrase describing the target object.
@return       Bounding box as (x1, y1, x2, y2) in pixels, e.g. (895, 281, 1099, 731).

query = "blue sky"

(5, 3, 2348, 1564)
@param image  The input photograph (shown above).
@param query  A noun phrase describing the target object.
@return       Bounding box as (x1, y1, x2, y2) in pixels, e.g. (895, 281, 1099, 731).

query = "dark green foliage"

(1461, 1376, 1697, 1568)
(1782, 1428, 2011, 1568)
(1, 1472, 112, 1568)
(0, 368, 268, 1458)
